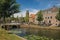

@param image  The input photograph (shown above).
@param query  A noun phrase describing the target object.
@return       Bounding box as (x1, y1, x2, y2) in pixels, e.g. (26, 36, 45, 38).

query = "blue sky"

(14, 0, 60, 17)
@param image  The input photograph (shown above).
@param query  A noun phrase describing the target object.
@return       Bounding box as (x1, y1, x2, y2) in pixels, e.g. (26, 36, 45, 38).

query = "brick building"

(42, 6, 59, 26)
(29, 6, 59, 26)
(29, 14, 35, 23)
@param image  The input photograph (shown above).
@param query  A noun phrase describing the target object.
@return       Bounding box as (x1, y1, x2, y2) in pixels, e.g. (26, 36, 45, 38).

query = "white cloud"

(14, 8, 39, 17)
(14, 11, 26, 17)
(29, 9, 39, 14)
(14, 12, 21, 17)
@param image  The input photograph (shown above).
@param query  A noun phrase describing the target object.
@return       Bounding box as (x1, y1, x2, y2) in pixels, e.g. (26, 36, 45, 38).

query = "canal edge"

(14, 34, 27, 40)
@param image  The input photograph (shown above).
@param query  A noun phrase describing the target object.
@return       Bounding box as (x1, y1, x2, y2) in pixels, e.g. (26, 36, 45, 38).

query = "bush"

(24, 35, 54, 40)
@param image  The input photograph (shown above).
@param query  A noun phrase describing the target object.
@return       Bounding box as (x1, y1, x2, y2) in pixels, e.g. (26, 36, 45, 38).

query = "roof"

(43, 6, 58, 12)
(29, 14, 36, 18)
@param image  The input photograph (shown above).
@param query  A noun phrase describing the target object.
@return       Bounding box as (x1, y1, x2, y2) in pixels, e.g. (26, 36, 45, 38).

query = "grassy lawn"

(0, 29, 23, 40)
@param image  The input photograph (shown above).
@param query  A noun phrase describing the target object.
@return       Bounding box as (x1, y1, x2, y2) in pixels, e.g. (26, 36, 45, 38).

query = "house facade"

(29, 6, 59, 26)
(29, 14, 35, 23)
(42, 6, 59, 26)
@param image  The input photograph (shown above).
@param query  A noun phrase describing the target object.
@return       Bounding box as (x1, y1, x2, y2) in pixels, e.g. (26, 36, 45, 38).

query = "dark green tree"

(25, 10, 29, 23)
(20, 14, 25, 23)
(0, 0, 20, 22)
(36, 10, 43, 25)
(56, 8, 60, 26)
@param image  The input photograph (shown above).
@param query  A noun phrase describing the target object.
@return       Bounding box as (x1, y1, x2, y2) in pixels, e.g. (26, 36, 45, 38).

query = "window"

(50, 16, 52, 19)
(49, 20, 51, 23)
(56, 24, 57, 25)
(48, 17, 49, 19)
(45, 17, 47, 19)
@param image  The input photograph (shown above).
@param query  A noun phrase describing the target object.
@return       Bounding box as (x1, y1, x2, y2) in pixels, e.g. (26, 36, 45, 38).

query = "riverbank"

(21, 24, 60, 29)
(20, 24, 60, 40)
(0, 29, 26, 40)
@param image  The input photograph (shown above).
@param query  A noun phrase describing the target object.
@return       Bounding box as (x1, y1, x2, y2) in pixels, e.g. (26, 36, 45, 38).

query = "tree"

(0, 0, 5, 18)
(25, 10, 29, 23)
(56, 8, 60, 26)
(11, 15, 15, 20)
(20, 17, 25, 23)
(36, 10, 43, 25)
(20, 14, 25, 23)
(0, 0, 20, 22)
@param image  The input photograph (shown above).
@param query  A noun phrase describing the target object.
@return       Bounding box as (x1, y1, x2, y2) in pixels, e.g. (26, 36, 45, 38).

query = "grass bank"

(0, 29, 24, 40)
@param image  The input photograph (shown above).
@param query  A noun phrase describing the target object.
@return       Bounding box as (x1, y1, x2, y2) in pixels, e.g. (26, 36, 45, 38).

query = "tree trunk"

(3, 16, 6, 23)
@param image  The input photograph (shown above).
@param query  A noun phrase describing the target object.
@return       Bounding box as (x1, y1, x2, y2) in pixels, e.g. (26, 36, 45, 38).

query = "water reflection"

(8, 29, 27, 37)
(8, 28, 60, 40)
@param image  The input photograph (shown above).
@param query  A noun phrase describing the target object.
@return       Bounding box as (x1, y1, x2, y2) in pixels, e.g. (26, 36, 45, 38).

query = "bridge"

(1, 23, 21, 30)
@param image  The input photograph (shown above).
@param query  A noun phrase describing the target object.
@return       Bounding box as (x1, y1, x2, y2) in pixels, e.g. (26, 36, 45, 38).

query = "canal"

(7, 27, 60, 40)
(2, 23, 60, 40)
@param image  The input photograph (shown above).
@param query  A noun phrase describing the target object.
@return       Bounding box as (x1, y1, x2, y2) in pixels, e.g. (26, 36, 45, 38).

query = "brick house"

(29, 14, 35, 23)
(29, 6, 59, 26)
(42, 6, 59, 26)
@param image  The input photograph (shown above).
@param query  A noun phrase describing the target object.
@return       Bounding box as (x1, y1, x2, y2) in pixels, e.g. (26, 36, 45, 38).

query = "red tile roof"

(30, 14, 35, 19)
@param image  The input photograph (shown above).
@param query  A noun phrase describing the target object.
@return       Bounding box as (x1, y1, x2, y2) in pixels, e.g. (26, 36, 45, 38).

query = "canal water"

(8, 29, 27, 37)
(8, 28, 60, 40)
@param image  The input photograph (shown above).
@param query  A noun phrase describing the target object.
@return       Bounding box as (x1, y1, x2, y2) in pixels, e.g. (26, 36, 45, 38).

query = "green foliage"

(0, 0, 20, 18)
(25, 10, 29, 23)
(24, 35, 54, 40)
(36, 10, 43, 22)
(20, 17, 25, 23)
(56, 8, 60, 21)
(0, 0, 20, 23)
